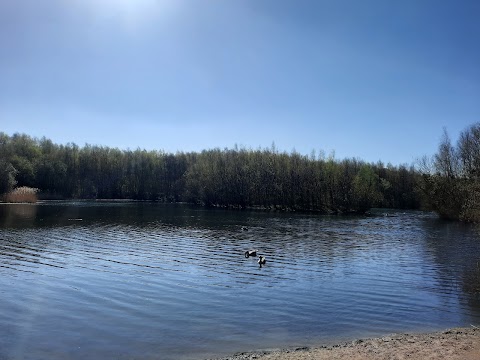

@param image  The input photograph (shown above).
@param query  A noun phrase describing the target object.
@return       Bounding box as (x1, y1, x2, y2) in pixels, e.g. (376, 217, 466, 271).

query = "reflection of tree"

(0, 203, 38, 228)
(461, 261, 480, 322)
(460, 227, 480, 310)
(462, 261, 480, 296)
(422, 218, 480, 318)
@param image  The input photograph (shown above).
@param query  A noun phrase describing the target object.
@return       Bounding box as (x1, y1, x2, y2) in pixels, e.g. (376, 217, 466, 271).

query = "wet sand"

(210, 327, 480, 360)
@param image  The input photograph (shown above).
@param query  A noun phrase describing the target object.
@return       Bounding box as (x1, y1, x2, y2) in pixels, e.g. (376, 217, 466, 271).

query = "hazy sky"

(1, 0, 479, 165)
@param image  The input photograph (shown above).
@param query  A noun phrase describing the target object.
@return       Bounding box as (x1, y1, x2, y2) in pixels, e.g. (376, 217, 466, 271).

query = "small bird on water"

(258, 255, 266, 267)
(245, 249, 257, 258)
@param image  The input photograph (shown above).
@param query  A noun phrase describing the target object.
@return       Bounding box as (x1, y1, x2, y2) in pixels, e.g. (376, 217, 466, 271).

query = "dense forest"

(0, 132, 420, 214)
(2, 123, 479, 220)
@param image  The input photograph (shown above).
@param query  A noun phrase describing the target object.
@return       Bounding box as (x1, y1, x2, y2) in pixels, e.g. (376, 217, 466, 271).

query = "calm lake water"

(0, 202, 479, 359)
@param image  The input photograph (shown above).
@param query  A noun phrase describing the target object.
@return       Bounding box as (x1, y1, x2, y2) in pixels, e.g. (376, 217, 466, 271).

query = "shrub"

(4, 186, 39, 203)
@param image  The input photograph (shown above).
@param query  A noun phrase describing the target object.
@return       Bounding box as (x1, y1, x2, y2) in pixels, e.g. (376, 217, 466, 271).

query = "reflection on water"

(0, 202, 479, 360)
(0, 203, 38, 228)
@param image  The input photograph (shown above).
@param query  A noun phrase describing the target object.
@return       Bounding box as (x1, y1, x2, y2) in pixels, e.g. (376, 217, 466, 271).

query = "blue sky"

(1, 0, 479, 165)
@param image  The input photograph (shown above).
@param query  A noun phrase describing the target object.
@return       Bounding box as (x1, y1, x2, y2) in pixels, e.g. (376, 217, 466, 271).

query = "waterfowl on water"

(245, 250, 257, 258)
(258, 256, 266, 266)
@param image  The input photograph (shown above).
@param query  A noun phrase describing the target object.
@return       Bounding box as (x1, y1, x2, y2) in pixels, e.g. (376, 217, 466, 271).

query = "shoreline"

(209, 326, 480, 360)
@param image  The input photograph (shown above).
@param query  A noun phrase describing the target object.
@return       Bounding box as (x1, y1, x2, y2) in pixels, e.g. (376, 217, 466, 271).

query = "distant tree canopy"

(0, 132, 420, 213)
(418, 123, 480, 222)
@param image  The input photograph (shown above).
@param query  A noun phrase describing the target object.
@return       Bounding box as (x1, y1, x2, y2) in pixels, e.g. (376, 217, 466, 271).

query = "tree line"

(0, 132, 420, 213)
(418, 122, 480, 222)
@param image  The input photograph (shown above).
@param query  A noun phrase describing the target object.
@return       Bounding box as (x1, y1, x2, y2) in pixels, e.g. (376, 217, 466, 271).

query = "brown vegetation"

(3, 186, 39, 203)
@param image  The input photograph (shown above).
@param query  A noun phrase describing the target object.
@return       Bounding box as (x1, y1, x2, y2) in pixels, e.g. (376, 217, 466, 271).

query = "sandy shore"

(210, 327, 480, 360)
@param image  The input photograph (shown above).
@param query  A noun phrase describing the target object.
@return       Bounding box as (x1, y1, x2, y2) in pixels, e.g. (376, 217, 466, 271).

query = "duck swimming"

(245, 250, 257, 258)
(258, 256, 266, 267)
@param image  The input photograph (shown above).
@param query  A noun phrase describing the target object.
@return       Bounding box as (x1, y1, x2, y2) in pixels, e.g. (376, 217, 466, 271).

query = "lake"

(0, 202, 479, 359)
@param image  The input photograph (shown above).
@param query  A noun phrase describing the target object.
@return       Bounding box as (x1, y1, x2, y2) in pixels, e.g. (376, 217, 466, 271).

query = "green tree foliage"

(0, 133, 19, 194)
(0, 132, 420, 213)
(0, 159, 17, 195)
(352, 165, 383, 212)
(419, 123, 480, 221)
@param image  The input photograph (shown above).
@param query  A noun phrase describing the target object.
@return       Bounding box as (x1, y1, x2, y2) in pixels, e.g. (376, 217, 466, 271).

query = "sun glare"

(82, 0, 175, 29)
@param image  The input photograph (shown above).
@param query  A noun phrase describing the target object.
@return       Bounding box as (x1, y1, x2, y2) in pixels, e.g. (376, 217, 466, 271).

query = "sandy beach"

(210, 327, 480, 360)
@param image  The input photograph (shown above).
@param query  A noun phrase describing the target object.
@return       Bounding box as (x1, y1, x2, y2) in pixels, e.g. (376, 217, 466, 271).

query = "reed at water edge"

(3, 186, 39, 203)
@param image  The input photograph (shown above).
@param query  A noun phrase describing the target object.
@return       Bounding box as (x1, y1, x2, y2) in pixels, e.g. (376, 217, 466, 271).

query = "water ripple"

(0, 204, 479, 359)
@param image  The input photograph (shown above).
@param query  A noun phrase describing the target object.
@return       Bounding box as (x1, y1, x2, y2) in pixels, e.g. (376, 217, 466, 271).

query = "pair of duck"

(244, 249, 266, 266)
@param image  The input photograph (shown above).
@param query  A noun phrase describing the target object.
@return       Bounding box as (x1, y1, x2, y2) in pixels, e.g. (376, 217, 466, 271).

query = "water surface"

(0, 202, 479, 359)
